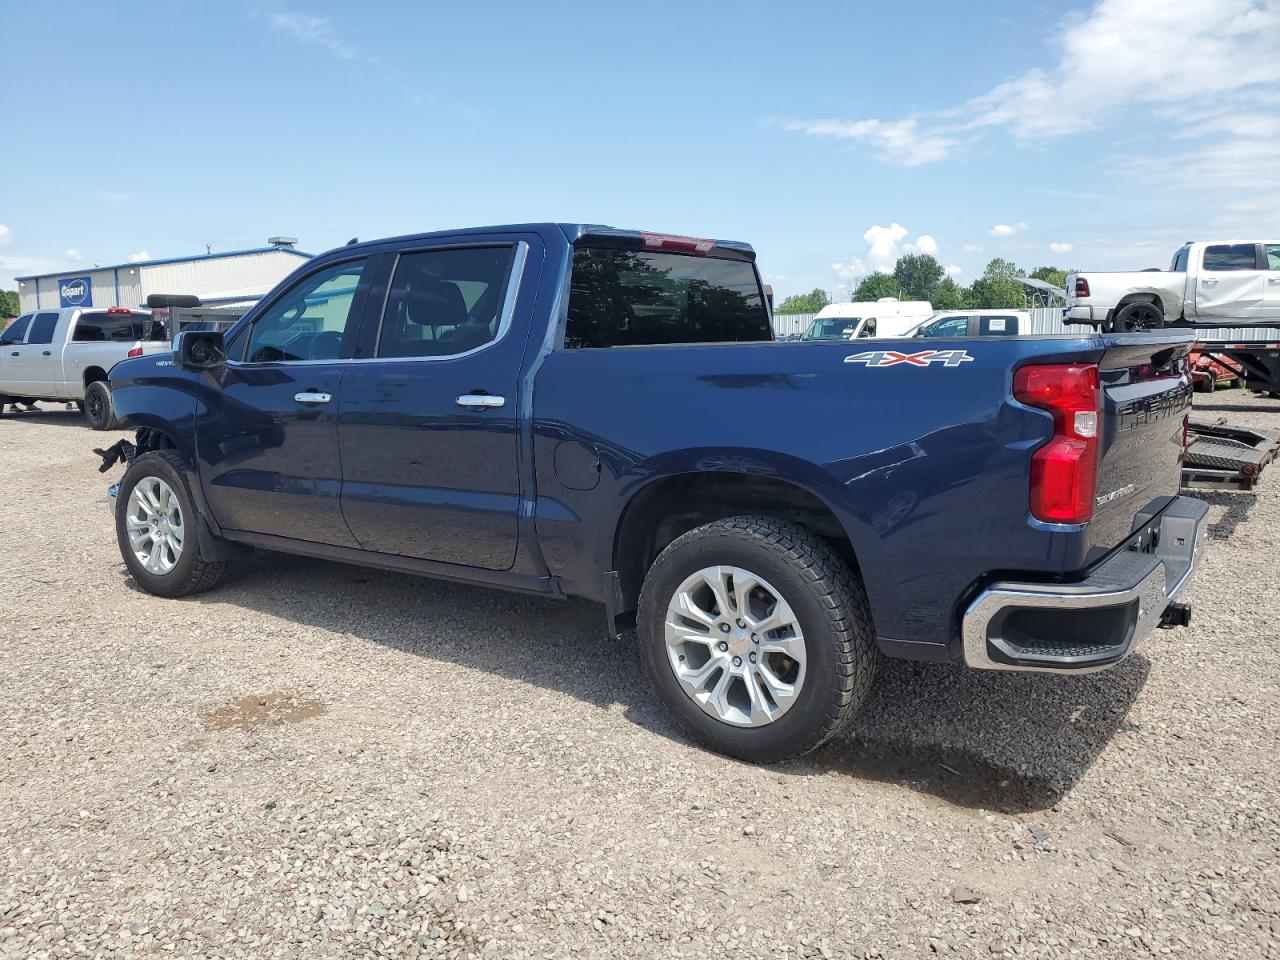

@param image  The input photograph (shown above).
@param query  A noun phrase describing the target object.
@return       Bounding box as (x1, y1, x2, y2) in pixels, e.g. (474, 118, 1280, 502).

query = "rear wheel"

(84, 380, 117, 430)
(1113, 300, 1165, 333)
(636, 516, 877, 764)
(115, 451, 229, 597)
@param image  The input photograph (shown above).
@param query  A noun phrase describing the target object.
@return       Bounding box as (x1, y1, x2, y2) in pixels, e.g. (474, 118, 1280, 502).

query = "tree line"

(0, 290, 19, 320)
(776, 255, 1071, 314)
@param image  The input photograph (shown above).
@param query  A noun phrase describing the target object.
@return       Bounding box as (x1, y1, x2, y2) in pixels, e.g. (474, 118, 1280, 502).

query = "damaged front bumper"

(962, 497, 1209, 673)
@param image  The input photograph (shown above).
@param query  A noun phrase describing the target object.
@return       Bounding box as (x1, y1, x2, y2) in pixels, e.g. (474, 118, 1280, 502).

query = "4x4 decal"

(844, 349, 975, 368)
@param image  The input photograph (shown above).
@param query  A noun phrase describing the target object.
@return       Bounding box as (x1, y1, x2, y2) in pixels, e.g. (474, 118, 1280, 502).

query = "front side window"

(1, 315, 32, 345)
(803, 317, 861, 340)
(1202, 244, 1258, 272)
(566, 247, 769, 348)
(27, 312, 60, 345)
(377, 246, 516, 358)
(855, 318, 878, 338)
(921, 316, 969, 338)
(243, 259, 367, 363)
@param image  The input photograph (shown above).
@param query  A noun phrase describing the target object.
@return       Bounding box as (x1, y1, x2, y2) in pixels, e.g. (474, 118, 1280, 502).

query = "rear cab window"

(565, 245, 770, 348)
(73, 311, 154, 342)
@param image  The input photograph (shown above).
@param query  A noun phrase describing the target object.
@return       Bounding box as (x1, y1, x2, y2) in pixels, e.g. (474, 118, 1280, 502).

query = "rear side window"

(978, 315, 1017, 335)
(1170, 247, 1190, 272)
(74, 312, 148, 342)
(1202, 244, 1258, 271)
(1265, 244, 1280, 270)
(1, 315, 32, 345)
(27, 312, 60, 345)
(921, 316, 969, 338)
(377, 246, 516, 358)
(566, 247, 769, 348)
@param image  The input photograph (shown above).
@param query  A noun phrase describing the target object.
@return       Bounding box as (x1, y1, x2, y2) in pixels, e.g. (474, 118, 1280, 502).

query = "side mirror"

(174, 330, 226, 371)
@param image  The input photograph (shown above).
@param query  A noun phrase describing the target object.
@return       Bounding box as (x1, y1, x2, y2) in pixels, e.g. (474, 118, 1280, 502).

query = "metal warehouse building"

(15, 240, 311, 313)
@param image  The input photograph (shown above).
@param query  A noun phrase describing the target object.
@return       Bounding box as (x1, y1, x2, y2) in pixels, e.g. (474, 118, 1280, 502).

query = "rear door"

(336, 235, 538, 570)
(1089, 335, 1194, 554)
(1264, 243, 1280, 319)
(1194, 243, 1268, 320)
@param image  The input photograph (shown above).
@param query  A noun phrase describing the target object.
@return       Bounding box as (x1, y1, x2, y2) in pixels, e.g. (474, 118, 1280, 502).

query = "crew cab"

(1066, 241, 1280, 332)
(911, 309, 1032, 338)
(102, 223, 1207, 763)
(0, 306, 168, 427)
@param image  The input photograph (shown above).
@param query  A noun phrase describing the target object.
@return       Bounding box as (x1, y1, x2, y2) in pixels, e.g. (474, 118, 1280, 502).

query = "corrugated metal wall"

(139, 250, 305, 303)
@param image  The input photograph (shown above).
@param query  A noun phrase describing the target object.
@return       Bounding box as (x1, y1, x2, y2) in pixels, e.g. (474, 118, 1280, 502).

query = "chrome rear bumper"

(962, 497, 1208, 673)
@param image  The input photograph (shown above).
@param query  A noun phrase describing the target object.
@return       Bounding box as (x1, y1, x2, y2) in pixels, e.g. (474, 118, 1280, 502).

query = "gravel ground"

(2, 390, 1279, 959)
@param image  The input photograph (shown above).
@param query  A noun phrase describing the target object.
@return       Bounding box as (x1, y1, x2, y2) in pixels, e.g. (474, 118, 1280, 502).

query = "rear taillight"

(1073, 277, 1090, 298)
(127, 346, 144, 358)
(1014, 363, 1100, 524)
(641, 232, 715, 255)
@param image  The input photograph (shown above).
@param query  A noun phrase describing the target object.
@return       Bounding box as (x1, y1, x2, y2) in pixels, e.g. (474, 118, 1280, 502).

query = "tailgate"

(1089, 333, 1194, 553)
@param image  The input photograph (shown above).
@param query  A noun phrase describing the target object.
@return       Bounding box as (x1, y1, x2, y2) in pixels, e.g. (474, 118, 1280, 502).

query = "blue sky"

(2, 0, 1277, 300)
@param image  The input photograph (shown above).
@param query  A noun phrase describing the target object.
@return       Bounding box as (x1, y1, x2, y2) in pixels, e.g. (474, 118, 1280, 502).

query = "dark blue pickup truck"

(105, 223, 1207, 762)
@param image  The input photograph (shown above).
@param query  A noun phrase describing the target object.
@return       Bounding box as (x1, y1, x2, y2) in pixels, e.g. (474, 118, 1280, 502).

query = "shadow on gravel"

(0, 407, 90, 428)
(1185, 489, 1258, 540)
(186, 551, 1150, 815)
(793, 653, 1151, 814)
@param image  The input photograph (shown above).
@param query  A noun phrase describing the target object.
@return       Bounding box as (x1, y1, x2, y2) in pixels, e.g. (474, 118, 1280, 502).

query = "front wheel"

(115, 451, 229, 597)
(636, 516, 877, 763)
(84, 380, 118, 430)
(1113, 301, 1166, 333)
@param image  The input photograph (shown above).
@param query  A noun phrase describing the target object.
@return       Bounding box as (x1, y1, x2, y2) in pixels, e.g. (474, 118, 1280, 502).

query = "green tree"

(933, 276, 974, 310)
(893, 254, 944, 303)
(970, 258, 1026, 308)
(852, 272, 900, 302)
(1029, 266, 1068, 290)
(0, 289, 19, 318)
(776, 288, 831, 314)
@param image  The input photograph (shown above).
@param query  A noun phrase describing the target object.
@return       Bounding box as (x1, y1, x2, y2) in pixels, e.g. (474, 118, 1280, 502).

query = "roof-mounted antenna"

(346, 237, 359, 245)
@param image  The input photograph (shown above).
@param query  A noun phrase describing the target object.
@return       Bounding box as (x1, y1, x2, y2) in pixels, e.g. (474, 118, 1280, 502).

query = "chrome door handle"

(456, 394, 505, 409)
(1268, 277, 1280, 283)
(294, 391, 332, 404)
(1202, 278, 1218, 285)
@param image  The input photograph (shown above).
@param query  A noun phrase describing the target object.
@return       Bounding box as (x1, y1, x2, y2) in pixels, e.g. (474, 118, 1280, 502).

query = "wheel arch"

(607, 467, 863, 631)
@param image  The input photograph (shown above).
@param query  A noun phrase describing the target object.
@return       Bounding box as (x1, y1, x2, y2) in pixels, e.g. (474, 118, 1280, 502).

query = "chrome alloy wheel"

(125, 476, 185, 575)
(664, 565, 807, 727)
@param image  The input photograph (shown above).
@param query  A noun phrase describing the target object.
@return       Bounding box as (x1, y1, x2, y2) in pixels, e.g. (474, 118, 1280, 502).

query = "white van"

(800, 299, 935, 341)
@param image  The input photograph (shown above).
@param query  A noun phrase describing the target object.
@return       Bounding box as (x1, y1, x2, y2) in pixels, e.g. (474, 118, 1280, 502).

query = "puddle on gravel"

(798, 737, 1059, 814)
(203, 692, 327, 732)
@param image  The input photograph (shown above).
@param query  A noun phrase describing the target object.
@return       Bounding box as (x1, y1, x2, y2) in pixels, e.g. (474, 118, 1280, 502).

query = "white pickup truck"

(0, 307, 169, 429)
(1066, 241, 1280, 332)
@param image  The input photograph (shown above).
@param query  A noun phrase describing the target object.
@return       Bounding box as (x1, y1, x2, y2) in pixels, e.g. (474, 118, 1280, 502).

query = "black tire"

(115, 450, 229, 597)
(636, 516, 877, 764)
(84, 380, 117, 430)
(1112, 300, 1165, 333)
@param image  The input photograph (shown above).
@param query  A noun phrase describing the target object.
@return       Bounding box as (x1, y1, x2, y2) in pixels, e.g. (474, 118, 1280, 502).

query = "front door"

(1196, 243, 1269, 320)
(0, 315, 33, 395)
(198, 256, 375, 547)
(337, 238, 537, 570)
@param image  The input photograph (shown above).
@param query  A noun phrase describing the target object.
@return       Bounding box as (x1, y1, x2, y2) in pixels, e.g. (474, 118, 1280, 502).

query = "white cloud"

(1049, 241, 1074, 254)
(906, 234, 938, 256)
(65, 248, 83, 262)
(781, 118, 957, 166)
(0, 224, 12, 247)
(989, 222, 1028, 237)
(944, 264, 963, 278)
(127, 250, 152, 263)
(832, 223, 945, 281)
(265, 11, 365, 61)
(779, 0, 1280, 190)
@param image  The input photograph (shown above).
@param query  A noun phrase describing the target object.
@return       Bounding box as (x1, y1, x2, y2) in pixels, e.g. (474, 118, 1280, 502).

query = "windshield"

(802, 317, 861, 340)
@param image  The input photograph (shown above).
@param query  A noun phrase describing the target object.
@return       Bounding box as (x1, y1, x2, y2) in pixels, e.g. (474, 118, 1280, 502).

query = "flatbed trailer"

(1191, 331, 1280, 398)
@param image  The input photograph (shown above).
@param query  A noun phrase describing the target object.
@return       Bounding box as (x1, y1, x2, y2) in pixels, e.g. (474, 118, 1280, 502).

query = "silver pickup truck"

(1066, 240, 1280, 332)
(0, 307, 169, 428)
